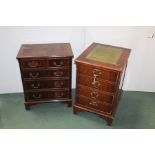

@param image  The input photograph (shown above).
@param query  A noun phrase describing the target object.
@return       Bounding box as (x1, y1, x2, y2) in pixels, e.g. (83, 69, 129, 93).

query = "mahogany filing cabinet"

(73, 43, 131, 125)
(17, 43, 73, 110)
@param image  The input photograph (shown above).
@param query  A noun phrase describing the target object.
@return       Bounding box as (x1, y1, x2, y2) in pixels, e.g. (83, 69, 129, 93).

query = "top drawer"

(48, 58, 70, 67)
(20, 58, 71, 69)
(21, 59, 47, 69)
(77, 63, 119, 83)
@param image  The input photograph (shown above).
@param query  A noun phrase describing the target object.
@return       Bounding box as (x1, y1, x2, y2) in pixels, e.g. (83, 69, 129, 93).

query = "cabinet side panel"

(119, 65, 127, 89)
(17, 59, 27, 100)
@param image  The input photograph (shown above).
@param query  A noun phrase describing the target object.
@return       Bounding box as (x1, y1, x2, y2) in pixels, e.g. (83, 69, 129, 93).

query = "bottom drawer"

(25, 91, 48, 101)
(25, 90, 70, 101)
(77, 95, 112, 114)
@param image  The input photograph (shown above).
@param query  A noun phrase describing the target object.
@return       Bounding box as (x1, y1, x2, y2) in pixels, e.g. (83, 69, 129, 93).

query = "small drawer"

(78, 75, 116, 94)
(49, 90, 69, 99)
(21, 59, 47, 69)
(24, 80, 48, 90)
(77, 95, 112, 114)
(77, 64, 119, 82)
(49, 79, 69, 89)
(23, 70, 47, 79)
(48, 58, 69, 67)
(77, 85, 114, 104)
(25, 91, 49, 101)
(24, 79, 70, 90)
(48, 69, 69, 77)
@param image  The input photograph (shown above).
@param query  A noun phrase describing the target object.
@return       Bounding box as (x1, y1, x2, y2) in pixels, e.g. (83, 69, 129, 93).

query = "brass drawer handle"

(54, 71, 63, 77)
(29, 73, 39, 78)
(93, 69, 102, 75)
(91, 81, 101, 88)
(32, 93, 42, 99)
(31, 83, 41, 89)
(53, 61, 64, 67)
(89, 101, 98, 106)
(91, 92, 99, 99)
(28, 61, 39, 68)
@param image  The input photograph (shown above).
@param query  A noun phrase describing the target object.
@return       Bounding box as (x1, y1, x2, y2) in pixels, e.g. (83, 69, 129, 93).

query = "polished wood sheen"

(73, 43, 131, 125)
(17, 43, 73, 110)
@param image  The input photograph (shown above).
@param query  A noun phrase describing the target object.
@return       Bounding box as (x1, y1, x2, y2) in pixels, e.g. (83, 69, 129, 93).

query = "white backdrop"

(0, 26, 155, 93)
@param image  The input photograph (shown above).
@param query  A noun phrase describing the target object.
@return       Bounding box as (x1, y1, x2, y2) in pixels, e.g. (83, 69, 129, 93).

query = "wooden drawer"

(77, 95, 112, 114)
(78, 75, 116, 93)
(49, 90, 70, 99)
(23, 68, 69, 79)
(49, 79, 69, 89)
(25, 90, 69, 101)
(77, 64, 119, 82)
(21, 59, 47, 69)
(48, 69, 69, 77)
(77, 85, 114, 104)
(24, 80, 48, 90)
(24, 79, 70, 90)
(48, 58, 69, 67)
(23, 70, 47, 79)
(25, 91, 49, 101)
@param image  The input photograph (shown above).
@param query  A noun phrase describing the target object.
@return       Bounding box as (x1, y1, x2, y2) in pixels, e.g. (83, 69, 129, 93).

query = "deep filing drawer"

(77, 95, 112, 114)
(77, 64, 119, 82)
(48, 58, 69, 67)
(21, 59, 47, 69)
(77, 85, 114, 104)
(78, 75, 116, 93)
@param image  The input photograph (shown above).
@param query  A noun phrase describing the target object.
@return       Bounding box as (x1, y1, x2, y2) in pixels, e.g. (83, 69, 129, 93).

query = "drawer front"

(25, 90, 70, 101)
(24, 80, 48, 90)
(23, 69, 69, 79)
(48, 69, 69, 78)
(49, 79, 69, 89)
(25, 91, 49, 101)
(78, 75, 116, 93)
(23, 70, 47, 79)
(48, 58, 69, 67)
(49, 90, 70, 99)
(77, 85, 114, 104)
(24, 79, 70, 90)
(77, 64, 119, 82)
(21, 59, 47, 69)
(77, 95, 112, 114)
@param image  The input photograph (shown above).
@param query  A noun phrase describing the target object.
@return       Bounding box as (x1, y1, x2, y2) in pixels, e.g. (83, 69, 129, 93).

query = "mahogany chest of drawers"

(73, 43, 131, 125)
(17, 43, 73, 110)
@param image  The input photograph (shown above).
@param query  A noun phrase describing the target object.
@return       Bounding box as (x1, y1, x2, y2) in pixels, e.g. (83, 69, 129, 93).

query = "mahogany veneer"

(17, 43, 73, 110)
(74, 43, 131, 125)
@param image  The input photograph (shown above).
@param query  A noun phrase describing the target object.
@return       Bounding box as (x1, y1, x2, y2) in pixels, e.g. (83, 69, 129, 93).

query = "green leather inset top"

(86, 45, 123, 65)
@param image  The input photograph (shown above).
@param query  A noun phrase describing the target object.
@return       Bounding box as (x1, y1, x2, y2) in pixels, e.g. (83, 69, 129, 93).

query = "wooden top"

(75, 43, 131, 71)
(17, 43, 74, 59)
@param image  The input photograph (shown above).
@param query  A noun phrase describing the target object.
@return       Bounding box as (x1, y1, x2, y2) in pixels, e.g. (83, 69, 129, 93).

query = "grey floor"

(0, 90, 155, 129)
